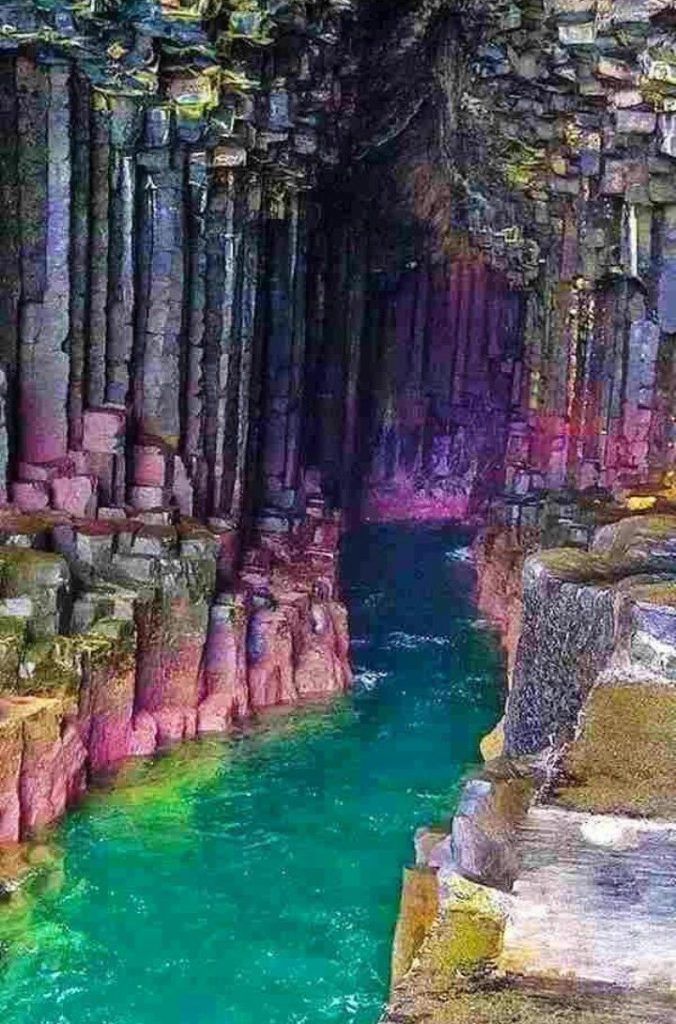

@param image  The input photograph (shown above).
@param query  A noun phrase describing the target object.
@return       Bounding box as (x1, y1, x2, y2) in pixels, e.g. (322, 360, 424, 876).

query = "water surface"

(0, 524, 503, 1024)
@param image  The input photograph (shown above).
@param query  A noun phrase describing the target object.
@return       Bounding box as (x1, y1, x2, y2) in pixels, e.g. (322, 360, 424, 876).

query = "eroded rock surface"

(0, 507, 351, 847)
(385, 509, 676, 1022)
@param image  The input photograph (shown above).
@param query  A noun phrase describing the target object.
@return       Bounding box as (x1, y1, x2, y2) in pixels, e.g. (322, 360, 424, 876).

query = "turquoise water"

(0, 525, 503, 1024)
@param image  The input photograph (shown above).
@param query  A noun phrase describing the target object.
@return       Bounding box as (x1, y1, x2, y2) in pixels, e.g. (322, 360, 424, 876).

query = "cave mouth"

(0, 2, 668, 532)
(1, 2, 670, 541)
(1, 0, 675, 1016)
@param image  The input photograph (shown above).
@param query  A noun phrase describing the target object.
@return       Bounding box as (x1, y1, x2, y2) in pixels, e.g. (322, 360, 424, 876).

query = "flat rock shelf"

(0, 525, 503, 1024)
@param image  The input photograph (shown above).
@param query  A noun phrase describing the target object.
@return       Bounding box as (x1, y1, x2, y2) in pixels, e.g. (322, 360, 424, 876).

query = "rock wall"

(0, 507, 350, 844)
(471, 0, 676, 502)
(0, 1, 362, 525)
(342, 0, 676, 520)
(359, 259, 523, 521)
(3, 1, 676, 528)
(0, 1, 364, 847)
(385, 507, 676, 1021)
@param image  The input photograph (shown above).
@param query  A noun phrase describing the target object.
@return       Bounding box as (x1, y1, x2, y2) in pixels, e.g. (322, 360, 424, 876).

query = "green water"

(0, 524, 503, 1024)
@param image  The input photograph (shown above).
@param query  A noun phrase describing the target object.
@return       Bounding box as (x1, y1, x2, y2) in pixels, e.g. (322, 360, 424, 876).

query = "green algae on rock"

(555, 683, 676, 819)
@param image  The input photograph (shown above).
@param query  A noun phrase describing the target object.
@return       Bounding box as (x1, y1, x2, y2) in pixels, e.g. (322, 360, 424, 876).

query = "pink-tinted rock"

(309, 518, 341, 555)
(52, 475, 97, 518)
(172, 456, 194, 516)
(78, 644, 137, 772)
(151, 708, 186, 744)
(128, 711, 158, 757)
(0, 710, 23, 842)
(67, 450, 89, 475)
(86, 715, 132, 772)
(135, 580, 212, 738)
(128, 485, 164, 511)
(17, 462, 55, 483)
(153, 707, 198, 745)
(294, 599, 352, 695)
(0, 513, 352, 843)
(19, 387, 68, 466)
(201, 596, 249, 724)
(197, 693, 233, 734)
(12, 481, 49, 512)
(363, 487, 471, 524)
(328, 600, 351, 666)
(247, 606, 297, 708)
(97, 506, 127, 521)
(83, 452, 114, 499)
(19, 701, 87, 835)
(133, 446, 166, 488)
(473, 527, 527, 680)
(83, 409, 126, 454)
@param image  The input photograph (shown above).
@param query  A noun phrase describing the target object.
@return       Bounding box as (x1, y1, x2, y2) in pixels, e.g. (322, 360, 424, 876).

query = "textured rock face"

(5, 16, 676, 1011)
(3, 2, 676, 528)
(505, 550, 618, 755)
(0, 2, 365, 845)
(335, 0, 676, 520)
(385, 510, 676, 1021)
(0, 2, 360, 526)
(0, 509, 351, 844)
(1, 0, 676, 541)
(360, 261, 522, 521)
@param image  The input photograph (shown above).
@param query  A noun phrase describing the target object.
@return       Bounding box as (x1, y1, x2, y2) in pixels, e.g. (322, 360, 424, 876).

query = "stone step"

(384, 976, 676, 1024)
(500, 806, 676, 991)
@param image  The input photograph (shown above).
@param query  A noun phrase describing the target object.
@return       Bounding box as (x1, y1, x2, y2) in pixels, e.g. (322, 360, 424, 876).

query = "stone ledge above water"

(0, 507, 352, 855)
(384, 505, 676, 1022)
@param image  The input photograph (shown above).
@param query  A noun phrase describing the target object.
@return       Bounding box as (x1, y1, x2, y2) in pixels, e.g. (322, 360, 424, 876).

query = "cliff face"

(1, 1, 676, 526)
(0, 511, 351, 845)
(345, 0, 676, 519)
(386, 507, 676, 1023)
(0, 1, 362, 523)
(0, 1, 364, 848)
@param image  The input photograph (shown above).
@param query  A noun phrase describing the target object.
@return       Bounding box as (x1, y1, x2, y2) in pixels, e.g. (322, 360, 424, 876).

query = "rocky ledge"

(0, 503, 350, 855)
(385, 504, 676, 1022)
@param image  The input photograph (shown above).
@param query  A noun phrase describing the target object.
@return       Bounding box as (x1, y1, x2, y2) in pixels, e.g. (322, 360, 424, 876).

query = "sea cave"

(0, 1, 675, 1022)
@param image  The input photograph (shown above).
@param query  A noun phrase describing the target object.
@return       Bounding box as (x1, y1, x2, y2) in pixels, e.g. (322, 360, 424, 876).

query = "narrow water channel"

(0, 525, 503, 1024)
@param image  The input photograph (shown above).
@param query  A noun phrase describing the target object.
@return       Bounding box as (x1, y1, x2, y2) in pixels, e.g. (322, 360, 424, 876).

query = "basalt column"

(256, 189, 308, 525)
(16, 59, 70, 469)
(356, 259, 523, 522)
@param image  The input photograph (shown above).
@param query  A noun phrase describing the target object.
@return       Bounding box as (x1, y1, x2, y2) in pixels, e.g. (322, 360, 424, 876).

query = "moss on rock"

(17, 622, 133, 699)
(480, 719, 504, 761)
(534, 548, 618, 584)
(427, 875, 505, 979)
(555, 683, 676, 817)
(391, 866, 439, 985)
(0, 549, 68, 595)
(0, 617, 27, 694)
(386, 976, 674, 1023)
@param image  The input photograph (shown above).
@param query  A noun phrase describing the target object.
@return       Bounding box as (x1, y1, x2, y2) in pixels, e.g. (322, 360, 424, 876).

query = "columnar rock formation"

(2, 5, 676, 1016)
(349, 0, 676, 517)
(3, 2, 676, 527)
(0, 0, 362, 524)
(0, 0, 360, 844)
(0, 510, 350, 844)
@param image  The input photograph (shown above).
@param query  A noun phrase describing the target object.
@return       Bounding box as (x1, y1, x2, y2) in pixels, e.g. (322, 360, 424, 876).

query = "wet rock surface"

(0, 507, 351, 846)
